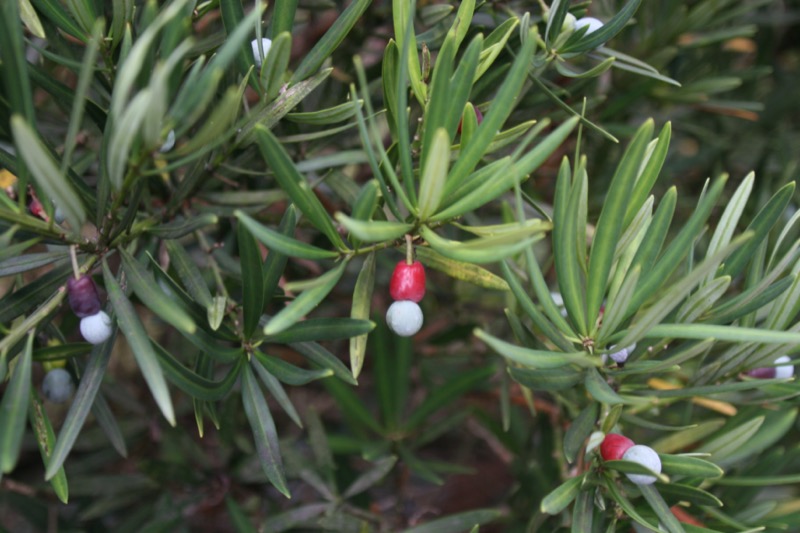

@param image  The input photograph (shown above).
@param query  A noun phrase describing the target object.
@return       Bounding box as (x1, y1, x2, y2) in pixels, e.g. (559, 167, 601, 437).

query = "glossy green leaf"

(104, 260, 175, 426)
(335, 213, 413, 243)
(639, 484, 685, 533)
(659, 454, 723, 478)
(420, 226, 545, 264)
(264, 318, 374, 343)
(238, 68, 332, 142)
(294, 0, 370, 80)
(509, 365, 584, 392)
(553, 158, 587, 334)
(47, 328, 117, 480)
(702, 172, 754, 285)
(342, 455, 398, 499)
(418, 129, 450, 221)
(720, 181, 795, 279)
(657, 483, 723, 508)
(120, 249, 196, 334)
(586, 120, 653, 331)
(238, 219, 265, 339)
(393, 0, 426, 106)
(417, 247, 509, 291)
(603, 476, 660, 531)
(252, 359, 302, 428)
(401, 509, 503, 533)
(11, 116, 85, 233)
(585, 367, 630, 405)
(475, 328, 600, 369)
(28, 391, 68, 502)
(61, 19, 103, 176)
(164, 239, 214, 309)
(174, 84, 244, 156)
(253, 126, 346, 250)
(564, 403, 598, 463)
(0, 252, 67, 277)
(628, 175, 728, 316)
(350, 252, 375, 379)
(241, 363, 290, 498)
(152, 343, 241, 401)
(445, 28, 537, 192)
(638, 323, 800, 344)
(286, 99, 361, 126)
(254, 351, 333, 386)
(0, 333, 33, 473)
(561, 0, 643, 54)
(502, 262, 573, 351)
(292, 341, 356, 385)
(616, 234, 749, 348)
(219, 0, 248, 75)
(541, 473, 586, 515)
(264, 261, 348, 335)
(144, 213, 218, 239)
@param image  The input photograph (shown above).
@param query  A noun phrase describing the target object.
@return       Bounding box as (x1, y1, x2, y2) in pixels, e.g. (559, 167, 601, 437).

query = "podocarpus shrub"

(1, 0, 798, 531)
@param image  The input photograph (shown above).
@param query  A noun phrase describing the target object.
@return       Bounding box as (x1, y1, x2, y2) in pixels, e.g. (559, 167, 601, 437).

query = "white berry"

(80, 310, 113, 345)
(159, 129, 176, 152)
(251, 37, 273, 69)
(54, 206, 66, 224)
(774, 355, 795, 379)
(608, 343, 637, 364)
(42, 368, 74, 404)
(575, 17, 604, 35)
(622, 444, 661, 485)
(386, 300, 423, 337)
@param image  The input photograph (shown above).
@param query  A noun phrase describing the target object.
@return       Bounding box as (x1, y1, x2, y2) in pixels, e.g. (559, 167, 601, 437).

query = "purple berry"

(67, 275, 102, 318)
(747, 355, 794, 380)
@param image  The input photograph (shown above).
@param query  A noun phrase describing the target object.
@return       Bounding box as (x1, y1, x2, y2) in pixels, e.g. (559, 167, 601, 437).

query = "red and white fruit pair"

(600, 433, 662, 485)
(386, 255, 426, 337)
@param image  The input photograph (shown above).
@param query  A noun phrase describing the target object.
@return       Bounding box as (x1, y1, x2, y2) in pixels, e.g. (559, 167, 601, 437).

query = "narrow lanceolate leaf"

(264, 261, 348, 335)
(0, 252, 68, 277)
(241, 364, 290, 498)
(237, 210, 337, 261)
(639, 485, 686, 533)
(335, 213, 413, 243)
(47, 328, 117, 480)
(11, 116, 85, 232)
(238, 219, 265, 339)
(474, 328, 600, 369)
(417, 128, 450, 221)
(291, 0, 370, 82)
(541, 474, 586, 514)
(145, 213, 218, 238)
(264, 318, 374, 344)
(29, 391, 69, 503)
(252, 359, 302, 428)
(585, 367, 629, 405)
(104, 260, 175, 426)
(659, 454, 723, 478)
(564, 403, 598, 463)
(418, 247, 509, 291)
(401, 509, 503, 533)
(420, 226, 545, 264)
(164, 239, 213, 309)
(702, 172, 754, 285)
(120, 249, 196, 334)
(0, 333, 33, 473)
(586, 120, 654, 333)
(253, 126, 346, 250)
(350, 252, 375, 379)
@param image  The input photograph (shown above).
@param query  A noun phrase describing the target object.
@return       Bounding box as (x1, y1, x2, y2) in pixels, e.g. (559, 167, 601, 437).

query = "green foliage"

(1, 0, 799, 531)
